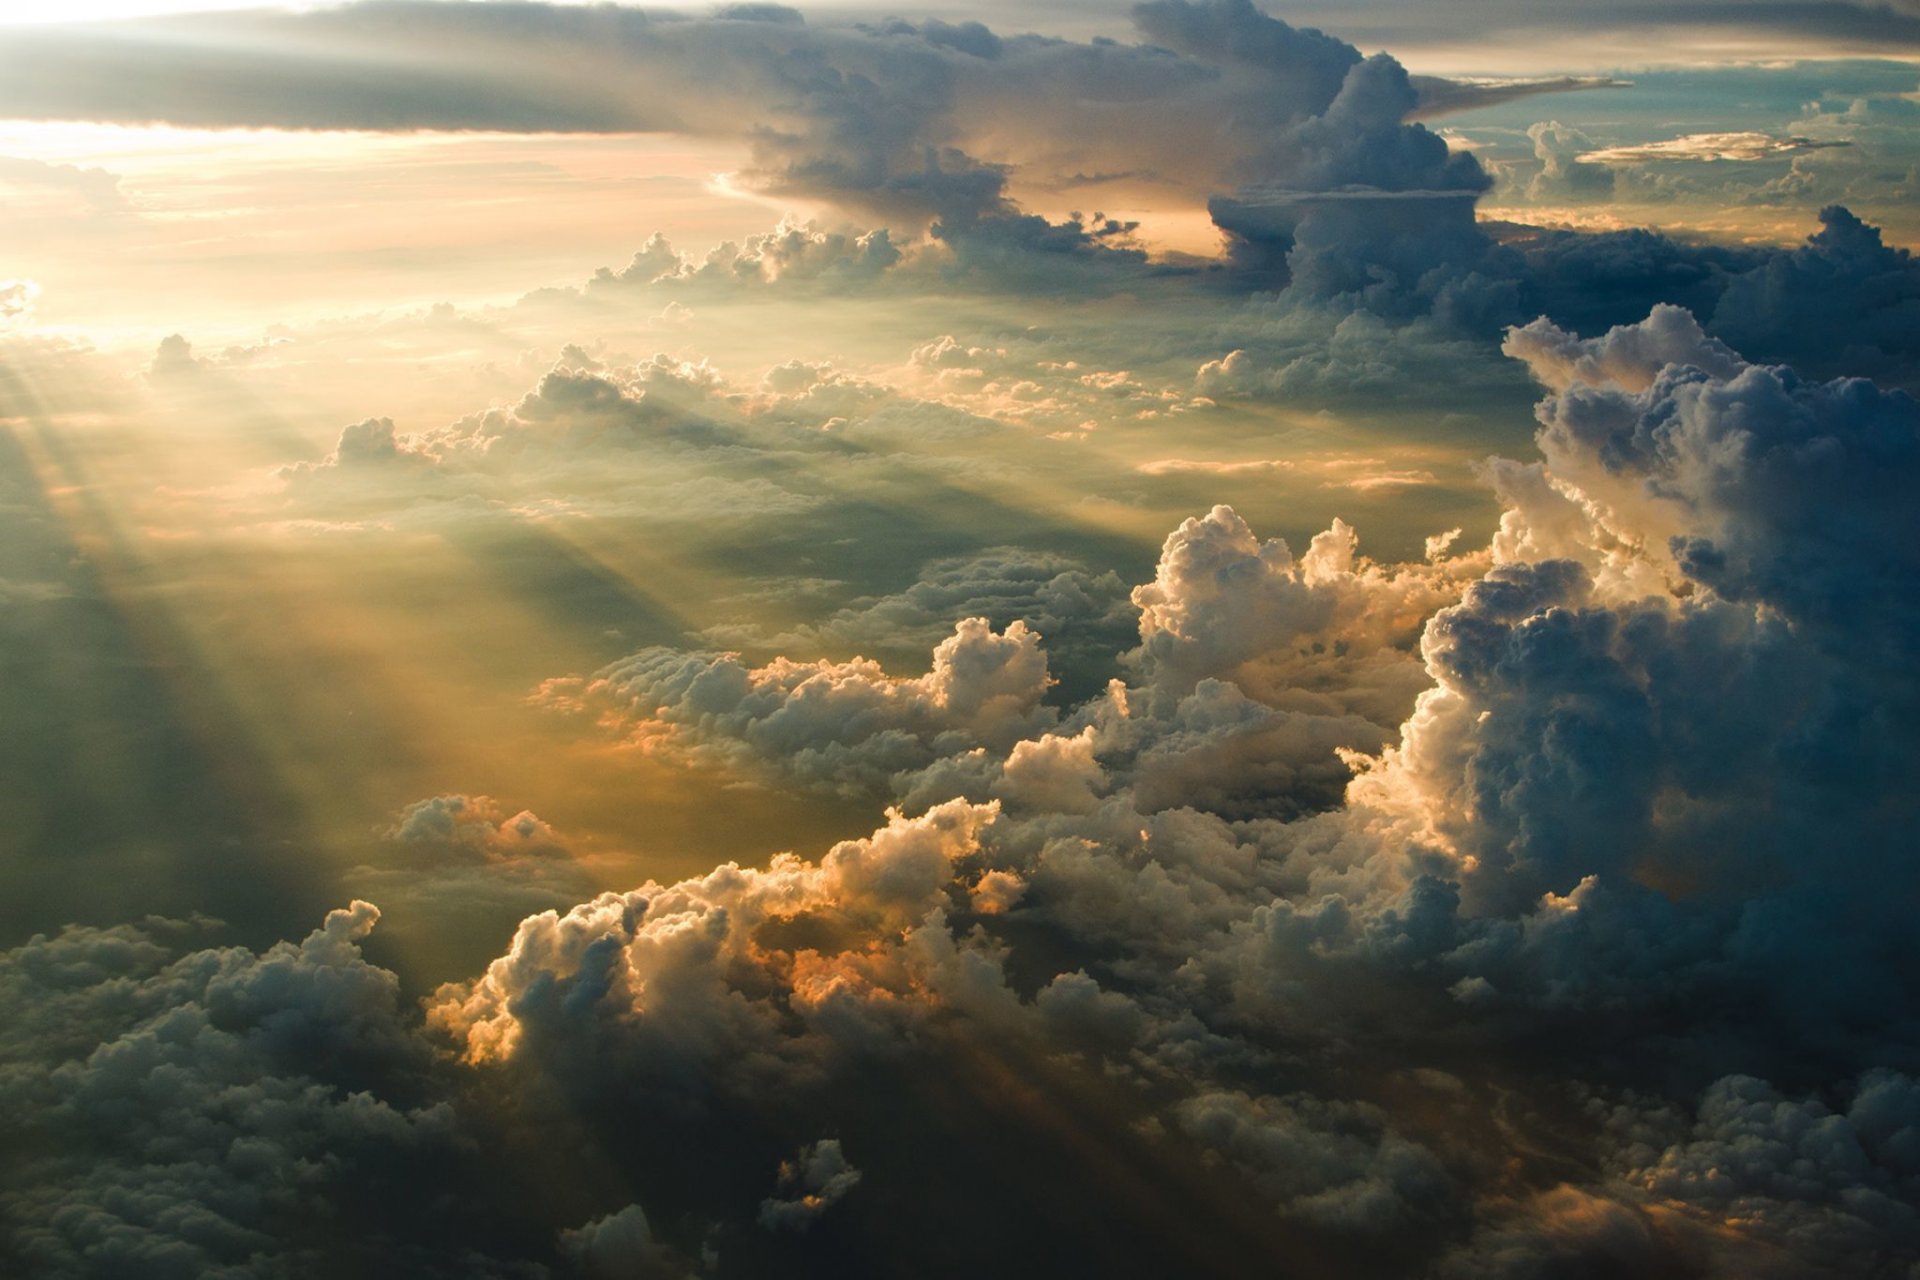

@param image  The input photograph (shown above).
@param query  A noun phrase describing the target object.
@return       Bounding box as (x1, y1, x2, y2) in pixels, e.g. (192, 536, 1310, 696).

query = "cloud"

(700, 545, 1136, 700)
(0, 154, 129, 216)
(1507, 221, 1769, 338)
(1174, 1091, 1453, 1230)
(1507, 300, 1920, 657)
(1233, 0, 1920, 60)
(1707, 205, 1920, 384)
(575, 220, 905, 295)
(1516, 206, 1920, 385)
(992, 725, 1106, 815)
(757, 1139, 862, 1230)
(428, 357, 735, 458)
(1448, 1068, 1920, 1276)
(145, 332, 201, 378)
(385, 794, 567, 862)
(273, 342, 1027, 504)
(1190, 307, 1522, 399)
(1284, 308, 1920, 1071)
(1127, 503, 1464, 719)
(561, 1203, 692, 1278)
(1523, 120, 1614, 202)
(8, 10, 1920, 1277)
(0, 279, 40, 323)
(1580, 131, 1851, 165)
(0, 1, 1504, 270)
(1613, 1073, 1920, 1257)
(1501, 301, 1746, 392)
(0, 904, 491, 1277)
(1435, 1183, 1736, 1278)
(426, 798, 1009, 1072)
(543, 618, 1056, 799)
(20, 301, 1920, 1274)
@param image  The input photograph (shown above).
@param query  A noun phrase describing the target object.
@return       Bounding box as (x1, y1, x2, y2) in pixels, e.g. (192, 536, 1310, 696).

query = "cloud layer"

(5, 5, 1920, 1277)
(14, 301, 1919, 1274)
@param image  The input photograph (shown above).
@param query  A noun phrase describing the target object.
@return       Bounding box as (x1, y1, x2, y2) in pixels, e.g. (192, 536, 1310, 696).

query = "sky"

(2, 2, 1919, 1278)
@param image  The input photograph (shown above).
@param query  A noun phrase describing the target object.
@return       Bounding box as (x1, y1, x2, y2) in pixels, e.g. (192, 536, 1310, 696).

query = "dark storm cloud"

(1245, 0, 1920, 53)
(0, 0, 1592, 243)
(1612, 0, 1920, 42)
(1350, 309, 1920, 1068)
(0, 906, 520, 1277)
(756, 1140, 862, 1230)
(1708, 205, 1920, 383)
(1191, 202, 1920, 401)
(1511, 206, 1920, 386)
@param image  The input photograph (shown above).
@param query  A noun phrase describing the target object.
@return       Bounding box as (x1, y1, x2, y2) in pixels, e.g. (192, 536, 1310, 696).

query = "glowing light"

(0, 1, 306, 24)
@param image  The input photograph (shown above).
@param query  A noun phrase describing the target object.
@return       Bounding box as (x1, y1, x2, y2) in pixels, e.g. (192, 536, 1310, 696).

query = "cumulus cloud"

(426, 356, 735, 459)
(0, 904, 490, 1277)
(1127, 504, 1464, 720)
(386, 794, 567, 861)
(1270, 309, 1920, 1093)
(146, 332, 201, 378)
(1610, 1073, 1920, 1258)
(757, 1140, 862, 1230)
(1523, 120, 1614, 202)
(993, 726, 1106, 815)
(1445, 1069, 1920, 1276)
(1518, 206, 1920, 385)
(1501, 300, 1747, 393)
(0, 154, 129, 216)
(341, 798, 593, 957)
(560, 1203, 693, 1278)
(546, 618, 1053, 798)
(576, 220, 905, 294)
(277, 343, 1025, 501)
(23, 302, 1920, 1275)
(1505, 301, 1920, 652)
(1175, 1090, 1452, 1230)
(426, 798, 1010, 1072)
(1190, 305, 1523, 402)
(1707, 205, 1920, 383)
(701, 545, 1136, 698)
(467, 305, 1920, 1272)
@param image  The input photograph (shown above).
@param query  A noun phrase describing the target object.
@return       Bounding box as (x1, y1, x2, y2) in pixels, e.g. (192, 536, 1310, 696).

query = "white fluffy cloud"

(544, 618, 1055, 798)
(427, 798, 1009, 1072)
(386, 794, 564, 861)
(1128, 504, 1466, 727)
